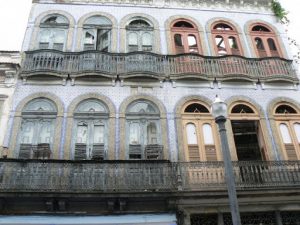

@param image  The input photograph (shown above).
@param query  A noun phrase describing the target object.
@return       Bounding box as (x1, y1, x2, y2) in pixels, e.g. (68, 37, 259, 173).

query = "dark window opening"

(275, 105, 297, 114)
(174, 34, 183, 46)
(184, 103, 209, 113)
(44, 16, 58, 24)
(213, 23, 233, 31)
(223, 212, 276, 225)
(173, 21, 194, 28)
(252, 25, 271, 32)
(191, 214, 218, 225)
(231, 121, 265, 161)
(255, 37, 265, 50)
(268, 38, 277, 51)
(231, 104, 254, 114)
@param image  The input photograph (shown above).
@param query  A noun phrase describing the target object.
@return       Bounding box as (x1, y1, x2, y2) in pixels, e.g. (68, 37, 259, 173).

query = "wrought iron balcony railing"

(0, 159, 300, 193)
(21, 50, 298, 83)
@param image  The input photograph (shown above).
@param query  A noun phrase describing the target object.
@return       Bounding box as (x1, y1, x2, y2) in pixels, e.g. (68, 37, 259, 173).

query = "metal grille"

(191, 214, 218, 225)
(281, 211, 300, 225)
(223, 212, 276, 225)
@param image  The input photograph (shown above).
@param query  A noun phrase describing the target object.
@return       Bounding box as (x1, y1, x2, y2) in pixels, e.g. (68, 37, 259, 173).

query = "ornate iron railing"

(0, 160, 300, 193)
(21, 50, 298, 82)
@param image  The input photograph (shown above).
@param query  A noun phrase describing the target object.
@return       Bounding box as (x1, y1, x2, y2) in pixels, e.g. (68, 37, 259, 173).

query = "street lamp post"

(211, 96, 241, 225)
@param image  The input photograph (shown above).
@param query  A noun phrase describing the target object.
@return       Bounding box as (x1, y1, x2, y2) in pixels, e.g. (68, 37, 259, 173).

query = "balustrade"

(0, 159, 300, 193)
(21, 50, 298, 82)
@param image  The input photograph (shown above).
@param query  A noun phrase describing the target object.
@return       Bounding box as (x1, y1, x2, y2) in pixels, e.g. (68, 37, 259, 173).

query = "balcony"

(21, 50, 298, 84)
(0, 159, 300, 193)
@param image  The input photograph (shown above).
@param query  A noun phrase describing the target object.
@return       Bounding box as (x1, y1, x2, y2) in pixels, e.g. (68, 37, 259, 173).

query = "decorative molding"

(33, 0, 272, 11)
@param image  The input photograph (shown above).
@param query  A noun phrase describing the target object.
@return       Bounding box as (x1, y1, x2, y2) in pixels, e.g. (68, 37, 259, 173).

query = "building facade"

(0, 51, 20, 155)
(0, 0, 300, 224)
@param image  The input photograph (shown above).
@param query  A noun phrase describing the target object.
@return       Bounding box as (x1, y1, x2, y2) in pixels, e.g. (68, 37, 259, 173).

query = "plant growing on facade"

(272, 0, 300, 64)
(271, 0, 288, 24)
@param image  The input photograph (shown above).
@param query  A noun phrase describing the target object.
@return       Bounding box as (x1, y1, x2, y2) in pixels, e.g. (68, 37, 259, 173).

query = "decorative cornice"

(0, 52, 21, 65)
(33, 0, 272, 12)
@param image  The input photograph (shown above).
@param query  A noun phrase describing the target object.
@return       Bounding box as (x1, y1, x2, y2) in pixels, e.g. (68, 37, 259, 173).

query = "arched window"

(171, 20, 201, 54)
(250, 24, 281, 57)
(126, 100, 162, 159)
(182, 102, 219, 161)
(38, 15, 69, 51)
(82, 16, 112, 51)
(229, 103, 267, 161)
(211, 22, 242, 56)
(72, 99, 109, 160)
(18, 98, 57, 159)
(126, 19, 153, 52)
(274, 104, 300, 160)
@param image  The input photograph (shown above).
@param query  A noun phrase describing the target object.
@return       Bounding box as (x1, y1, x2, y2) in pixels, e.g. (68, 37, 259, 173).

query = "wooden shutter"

(145, 144, 163, 159)
(92, 144, 105, 160)
(186, 123, 200, 161)
(188, 145, 200, 161)
(205, 145, 217, 161)
(74, 143, 87, 160)
(203, 124, 217, 161)
(129, 144, 142, 159)
(19, 144, 32, 159)
(285, 144, 298, 160)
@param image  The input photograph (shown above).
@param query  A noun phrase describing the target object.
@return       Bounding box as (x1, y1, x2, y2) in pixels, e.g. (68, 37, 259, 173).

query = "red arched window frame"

(171, 19, 202, 54)
(211, 21, 243, 56)
(250, 23, 282, 58)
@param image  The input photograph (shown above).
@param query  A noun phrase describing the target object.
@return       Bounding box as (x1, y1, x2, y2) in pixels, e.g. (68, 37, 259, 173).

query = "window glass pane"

(21, 121, 35, 144)
(215, 35, 227, 55)
(129, 19, 150, 28)
(142, 33, 152, 46)
(294, 123, 300, 143)
(174, 34, 183, 46)
(267, 38, 277, 51)
(128, 32, 138, 45)
(40, 30, 51, 43)
(255, 37, 264, 50)
(130, 123, 140, 144)
(188, 35, 197, 47)
(94, 125, 104, 144)
(77, 123, 88, 143)
(97, 29, 110, 51)
(85, 16, 112, 26)
(186, 123, 198, 144)
(38, 121, 52, 144)
(84, 31, 95, 44)
(54, 30, 65, 43)
(229, 36, 238, 50)
(188, 35, 198, 53)
(44, 15, 68, 24)
(128, 102, 158, 113)
(76, 100, 106, 113)
(147, 122, 157, 144)
(24, 99, 56, 112)
(203, 124, 214, 145)
(280, 124, 292, 144)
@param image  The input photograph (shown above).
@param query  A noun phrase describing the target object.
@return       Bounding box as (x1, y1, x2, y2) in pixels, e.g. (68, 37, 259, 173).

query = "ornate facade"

(0, 0, 300, 224)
